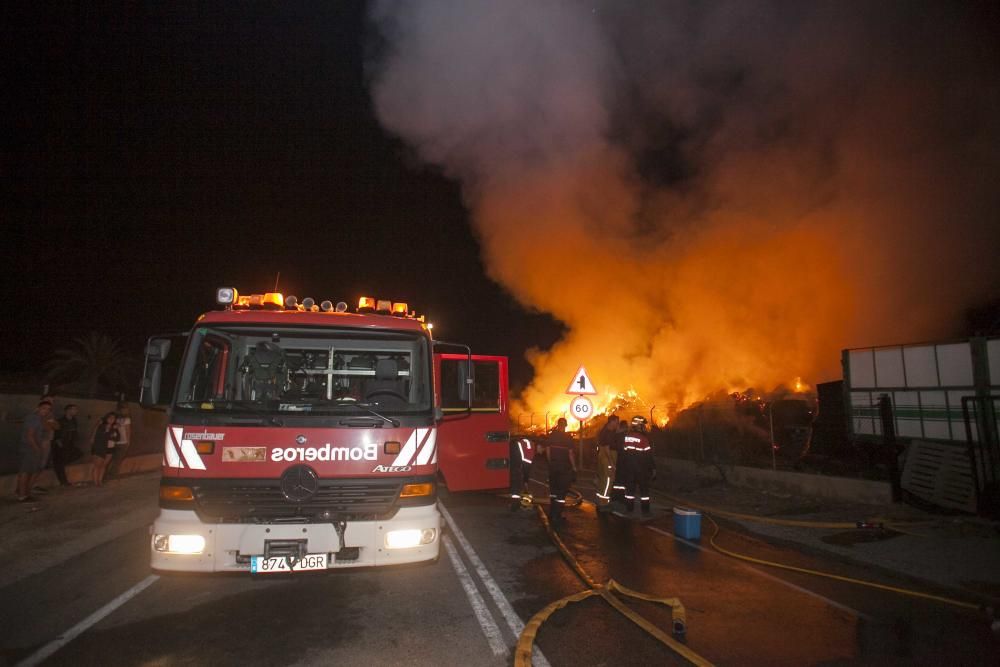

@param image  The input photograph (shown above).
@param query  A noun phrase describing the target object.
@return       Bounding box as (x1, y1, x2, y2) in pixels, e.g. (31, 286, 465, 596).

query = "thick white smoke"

(367, 0, 1000, 414)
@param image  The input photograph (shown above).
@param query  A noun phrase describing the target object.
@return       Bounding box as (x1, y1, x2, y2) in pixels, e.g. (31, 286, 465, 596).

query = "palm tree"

(45, 332, 133, 397)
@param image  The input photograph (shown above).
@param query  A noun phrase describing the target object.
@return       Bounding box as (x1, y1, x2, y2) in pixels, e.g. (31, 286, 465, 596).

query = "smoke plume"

(366, 0, 1000, 414)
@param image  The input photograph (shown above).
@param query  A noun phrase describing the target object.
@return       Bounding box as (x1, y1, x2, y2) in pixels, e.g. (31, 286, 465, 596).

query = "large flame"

(368, 1, 1000, 419)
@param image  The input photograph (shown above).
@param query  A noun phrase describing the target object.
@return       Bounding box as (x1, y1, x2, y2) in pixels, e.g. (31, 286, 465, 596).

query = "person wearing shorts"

(109, 402, 131, 478)
(90, 412, 119, 487)
(17, 400, 53, 501)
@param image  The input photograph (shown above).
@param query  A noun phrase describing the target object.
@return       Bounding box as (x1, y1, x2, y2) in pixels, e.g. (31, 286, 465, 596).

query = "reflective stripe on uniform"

(517, 438, 533, 464)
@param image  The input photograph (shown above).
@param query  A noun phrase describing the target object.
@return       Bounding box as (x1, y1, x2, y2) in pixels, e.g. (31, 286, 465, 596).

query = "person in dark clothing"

(621, 416, 656, 515)
(509, 436, 537, 511)
(52, 404, 80, 486)
(545, 418, 576, 528)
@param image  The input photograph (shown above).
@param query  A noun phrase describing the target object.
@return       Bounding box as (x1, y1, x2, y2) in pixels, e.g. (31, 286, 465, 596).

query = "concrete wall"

(659, 457, 893, 505)
(0, 453, 161, 497)
(0, 394, 166, 475)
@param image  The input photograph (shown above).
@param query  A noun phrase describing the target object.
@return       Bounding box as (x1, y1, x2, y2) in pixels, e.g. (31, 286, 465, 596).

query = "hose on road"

(513, 502, 715, 667)
(648, 489, 985, 612)
(700, 512, 982, 611)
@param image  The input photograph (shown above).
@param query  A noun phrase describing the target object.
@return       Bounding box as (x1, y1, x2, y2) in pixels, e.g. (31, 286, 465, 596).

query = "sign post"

(565, 366, 599, 469)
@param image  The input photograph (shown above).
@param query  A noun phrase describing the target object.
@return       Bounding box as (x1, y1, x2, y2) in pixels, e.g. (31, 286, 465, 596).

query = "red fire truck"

(140, 288, 510, 573)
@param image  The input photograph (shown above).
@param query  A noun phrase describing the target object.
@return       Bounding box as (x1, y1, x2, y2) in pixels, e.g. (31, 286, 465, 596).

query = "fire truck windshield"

(172, 325, 432, 416)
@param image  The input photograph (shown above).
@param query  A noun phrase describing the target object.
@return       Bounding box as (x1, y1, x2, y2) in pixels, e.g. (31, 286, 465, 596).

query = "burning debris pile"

(367, 1, 1000, 418)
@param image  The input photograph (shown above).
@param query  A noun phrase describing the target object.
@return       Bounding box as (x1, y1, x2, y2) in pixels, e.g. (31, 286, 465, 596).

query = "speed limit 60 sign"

(569, 395, 594, 421)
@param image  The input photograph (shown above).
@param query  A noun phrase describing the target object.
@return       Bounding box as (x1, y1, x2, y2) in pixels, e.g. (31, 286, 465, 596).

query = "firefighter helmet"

(630, 415, 648, 432)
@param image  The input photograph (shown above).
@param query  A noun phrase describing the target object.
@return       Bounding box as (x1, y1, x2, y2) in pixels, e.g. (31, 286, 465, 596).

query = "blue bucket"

(673, 507, 701, 540)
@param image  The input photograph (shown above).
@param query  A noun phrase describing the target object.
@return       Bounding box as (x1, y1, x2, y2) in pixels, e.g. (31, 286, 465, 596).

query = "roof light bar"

(358, 297, 376, 313)
(376, 299, 392, 315)
(392, 302, 408, 317)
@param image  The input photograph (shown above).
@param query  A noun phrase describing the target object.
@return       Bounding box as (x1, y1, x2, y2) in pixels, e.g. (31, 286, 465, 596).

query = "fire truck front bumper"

(150, 504, 442, 572)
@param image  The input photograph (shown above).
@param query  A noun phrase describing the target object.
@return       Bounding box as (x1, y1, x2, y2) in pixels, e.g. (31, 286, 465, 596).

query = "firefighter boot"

(549, 498, 564, 528)
(641, 498, 651, 516)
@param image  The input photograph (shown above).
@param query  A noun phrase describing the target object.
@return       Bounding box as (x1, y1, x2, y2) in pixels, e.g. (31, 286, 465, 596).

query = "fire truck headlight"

(385, 528, 436, 549)
(152, 534, 206, 554)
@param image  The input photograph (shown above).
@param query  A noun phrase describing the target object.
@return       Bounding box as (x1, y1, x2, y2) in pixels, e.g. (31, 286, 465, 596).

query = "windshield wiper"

(313, 400, 400, 427)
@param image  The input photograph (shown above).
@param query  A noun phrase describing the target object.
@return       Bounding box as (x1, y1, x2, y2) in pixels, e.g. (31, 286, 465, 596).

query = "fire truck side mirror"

(147, 339, 172, 361)
(140, 338, 172, 407)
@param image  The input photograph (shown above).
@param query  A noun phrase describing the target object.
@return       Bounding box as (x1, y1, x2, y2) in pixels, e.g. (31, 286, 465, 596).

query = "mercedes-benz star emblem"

(295, 434, 307, 445)
(280, 465, 319, 503)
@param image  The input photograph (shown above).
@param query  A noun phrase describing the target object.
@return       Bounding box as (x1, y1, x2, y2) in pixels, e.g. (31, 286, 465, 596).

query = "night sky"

(3, 2, 562, 391)
(5, 2, 999, 408)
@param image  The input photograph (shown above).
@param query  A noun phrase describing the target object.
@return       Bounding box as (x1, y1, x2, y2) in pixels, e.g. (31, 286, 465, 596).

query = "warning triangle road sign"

(565, 366, 598, 395)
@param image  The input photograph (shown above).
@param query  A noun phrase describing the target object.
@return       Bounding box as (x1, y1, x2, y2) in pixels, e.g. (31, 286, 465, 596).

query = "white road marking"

(439, 502, 552, 667)
(16, 574, 160, 667)
(646, 526, 872, 620)
(443, 536, 507, 657)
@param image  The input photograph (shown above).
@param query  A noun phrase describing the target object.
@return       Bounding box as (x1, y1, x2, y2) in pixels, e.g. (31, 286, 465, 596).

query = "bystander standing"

(109, 401, 132, 478)
(52, 404, 80, 486)
(16, 400, 53, 502)
(90, 412, 119, 487)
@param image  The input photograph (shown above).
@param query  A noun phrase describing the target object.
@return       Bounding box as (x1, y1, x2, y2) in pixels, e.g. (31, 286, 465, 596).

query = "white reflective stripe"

(625, 495, 635, 500)
(601, 478, 611, 497)
(552, 498, 565, 504)
(392, 430, 420, 466)
(613, 485, 625, 490)
(179, 437, 207, 470)
(640, 497, 650, 501)
(517, 439, 532, 463)
(415, 429, 437, 465)
(165, 428, 183, 469)
(596, 492, 610, 499)
(511, 494, 521, 499)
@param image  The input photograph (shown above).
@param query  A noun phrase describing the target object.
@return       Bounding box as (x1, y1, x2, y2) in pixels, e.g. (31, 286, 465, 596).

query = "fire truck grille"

(190, 479, 406, 523)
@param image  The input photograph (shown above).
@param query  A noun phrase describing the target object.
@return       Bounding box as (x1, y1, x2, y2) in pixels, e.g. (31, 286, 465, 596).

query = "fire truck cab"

(141, 288, 509, 573)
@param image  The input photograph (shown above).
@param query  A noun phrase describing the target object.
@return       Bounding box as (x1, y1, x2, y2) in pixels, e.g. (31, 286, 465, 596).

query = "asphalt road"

(1, 472, 996, 666)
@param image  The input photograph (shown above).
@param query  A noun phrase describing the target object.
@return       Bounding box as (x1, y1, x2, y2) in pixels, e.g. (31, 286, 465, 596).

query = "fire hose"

(513, 497, 715, 667)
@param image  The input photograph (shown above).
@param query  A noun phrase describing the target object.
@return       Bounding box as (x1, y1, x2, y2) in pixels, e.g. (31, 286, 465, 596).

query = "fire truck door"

(435, 354, 510, 491)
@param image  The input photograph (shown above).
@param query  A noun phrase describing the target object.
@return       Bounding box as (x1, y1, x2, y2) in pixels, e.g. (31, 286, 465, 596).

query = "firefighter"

(594, 415, 619, 512)
(509, 435, 536, 511)
(621, 415, 656, 515)
(610, 418, 628, 507)
(545, 417, 577, 528)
